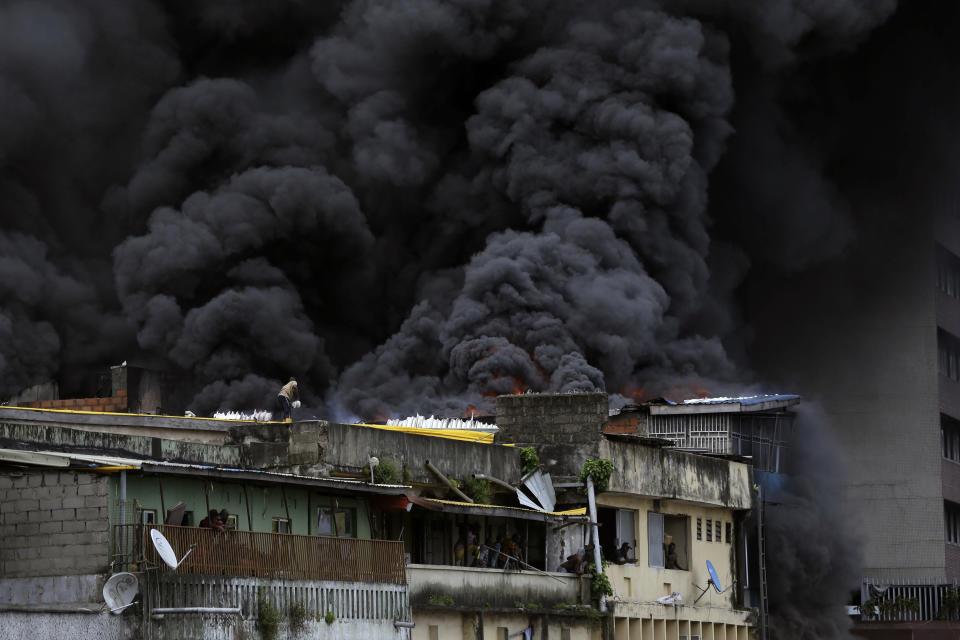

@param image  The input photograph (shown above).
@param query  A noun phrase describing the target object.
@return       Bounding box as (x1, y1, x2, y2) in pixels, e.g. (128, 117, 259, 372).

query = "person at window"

(199, 509, 226, 532)
(276, 378, 300, 423)
(616, 542, 636, 564)
(218, 509, 235, 531)
(558, 547, 587, 573)
(665, 542, 683, 569)
(454, 528, 466, 566)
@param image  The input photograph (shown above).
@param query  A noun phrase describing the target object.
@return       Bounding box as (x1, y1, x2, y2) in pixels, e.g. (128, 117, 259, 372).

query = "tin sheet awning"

(353, 423, 505, 445)
(408, 496, 586, 522)
(0, 448, 410, 495)
(650, 394, 800, 415)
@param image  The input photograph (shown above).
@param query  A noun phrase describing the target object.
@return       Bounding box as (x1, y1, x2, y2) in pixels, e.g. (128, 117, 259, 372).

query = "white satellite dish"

(103, 572, 138, 614)
(150, 529, 195, 569)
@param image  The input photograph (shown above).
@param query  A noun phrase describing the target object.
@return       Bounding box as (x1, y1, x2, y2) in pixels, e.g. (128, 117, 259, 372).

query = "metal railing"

(860, 577, 960, 622)
(113, 524, 406, 585)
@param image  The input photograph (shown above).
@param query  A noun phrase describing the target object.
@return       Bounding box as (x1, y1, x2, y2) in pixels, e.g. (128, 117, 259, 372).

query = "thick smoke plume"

(0, 0, 896, 417)
(765, 405, 862, 639)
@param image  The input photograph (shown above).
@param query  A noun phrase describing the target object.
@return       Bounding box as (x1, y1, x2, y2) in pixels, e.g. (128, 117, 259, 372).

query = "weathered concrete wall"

(0, 574, 103, 607)
(0, 611, 135, 640)
(0, 470, 109, 577)
(411, 609, 598, 640)
(321, 422, 521, 484)
(407, 565, 586, 609)
(147, 614, 407, 640)
(0, 406, 241, 442)
(0, 420, 243, 466)
(496, 393, 608, 478)
(599, 440, 752, 509)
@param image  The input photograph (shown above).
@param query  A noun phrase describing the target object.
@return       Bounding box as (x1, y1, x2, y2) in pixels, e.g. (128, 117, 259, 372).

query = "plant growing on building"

(324, 609, 336, 625)
(403, 463, 412, 482)
(587, 561, 612, 602)
(426, 594, 455, 606)
(257, 595, 283, 640)
(519, 447, 539, 474)
(578, 458, 614, 493)
(289, 601, 307, 633)
(937, 586, 960, 620)
(861, 594, 920, 621)
(373, 457, 400, 484)
(458, 475, 493, 504)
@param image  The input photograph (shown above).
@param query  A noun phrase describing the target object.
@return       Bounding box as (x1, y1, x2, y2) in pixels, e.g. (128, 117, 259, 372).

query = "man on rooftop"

(276, 378, 300, 423)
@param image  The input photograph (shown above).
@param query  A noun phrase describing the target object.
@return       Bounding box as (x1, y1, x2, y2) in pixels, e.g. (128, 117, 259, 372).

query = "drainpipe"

(472, 473, 514, 492)
(120, 470, 127, 524)
(586, 476, 606, 612)
(425, 461, 473, 503)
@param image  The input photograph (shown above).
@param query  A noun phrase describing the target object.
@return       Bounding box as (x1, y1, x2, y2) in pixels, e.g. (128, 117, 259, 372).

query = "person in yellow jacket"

(276, 378, 300, 422)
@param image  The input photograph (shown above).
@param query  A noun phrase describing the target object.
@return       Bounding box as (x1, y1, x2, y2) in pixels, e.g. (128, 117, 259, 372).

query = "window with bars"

(696, 517, 702, 540)
(944, 414, 960, 463)
(939, 329, 960, 382)
(938, 246, 960, 299)
(725, 521, 732, 544)
(947, 501, 960, 545)
(706, 519, 712, 542)
(715, 520, 721, 542)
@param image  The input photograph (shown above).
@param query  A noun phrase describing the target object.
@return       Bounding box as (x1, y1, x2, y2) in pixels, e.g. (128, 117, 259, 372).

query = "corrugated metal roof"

(0, 448, 410, 494)
(422, 497, 586, 517)
(681, 394, 799, 406)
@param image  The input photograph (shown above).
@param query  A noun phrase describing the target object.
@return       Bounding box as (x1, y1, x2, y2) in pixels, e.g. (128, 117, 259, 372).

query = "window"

(317, 507, 356, 538)
(947, 502, 960, 545)
(696, 518, 702, 540)
(726, 521, 732, 544)
(715, 520, 722, 542)
(706, 519, 712, 542)
(648, 512, 689, 570)
(944, 414, 960, 463)
(938, 246, 960, 299)
(616, 509, 636, 550)
(224, 513, 238, 529)
(272, 517, 291, 534)
(139, 509, 156, 524)
(182, 511, 194, 527)
(939, 329, 960, 381)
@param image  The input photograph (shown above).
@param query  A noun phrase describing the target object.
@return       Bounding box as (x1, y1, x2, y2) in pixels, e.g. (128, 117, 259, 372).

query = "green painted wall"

(112, 474, 370, 538)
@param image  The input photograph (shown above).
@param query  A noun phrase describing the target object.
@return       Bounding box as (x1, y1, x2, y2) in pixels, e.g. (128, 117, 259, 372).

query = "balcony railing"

(113, 524, 406, 585)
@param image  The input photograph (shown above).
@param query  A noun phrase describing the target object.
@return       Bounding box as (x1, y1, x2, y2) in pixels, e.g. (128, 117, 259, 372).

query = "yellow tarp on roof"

(424, 497, 586, 517)
(353, 423, 508, 445)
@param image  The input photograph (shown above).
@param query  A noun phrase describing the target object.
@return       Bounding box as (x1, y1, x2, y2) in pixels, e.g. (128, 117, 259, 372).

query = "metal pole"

(586, 476, 606, 612)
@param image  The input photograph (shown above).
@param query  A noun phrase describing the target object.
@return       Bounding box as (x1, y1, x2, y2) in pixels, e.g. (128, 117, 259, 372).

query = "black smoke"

(0, 0, 905, 417)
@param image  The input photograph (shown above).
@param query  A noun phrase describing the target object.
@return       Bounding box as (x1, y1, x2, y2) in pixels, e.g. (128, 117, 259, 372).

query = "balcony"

(112, 524, 406, 584)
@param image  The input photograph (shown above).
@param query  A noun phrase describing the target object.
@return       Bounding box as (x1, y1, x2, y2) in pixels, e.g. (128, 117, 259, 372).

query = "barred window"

(714, 520, 721, 542)
(944, 414, 960, 462)
(947, 501, 960, 545)
(706, 519, 712, 542)
(696, 517, 702, 540)
(725, 521, 732, 544)
(939, 329, 960, 382)
(938, 246, 960, 299)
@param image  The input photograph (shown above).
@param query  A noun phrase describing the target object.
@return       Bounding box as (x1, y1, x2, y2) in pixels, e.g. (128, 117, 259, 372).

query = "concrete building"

(746, 214, 960, 583)
(0, 392, 758, 640)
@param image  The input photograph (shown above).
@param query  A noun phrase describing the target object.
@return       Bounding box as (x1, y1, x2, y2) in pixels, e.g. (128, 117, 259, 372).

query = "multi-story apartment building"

(746, 213, 959, 581)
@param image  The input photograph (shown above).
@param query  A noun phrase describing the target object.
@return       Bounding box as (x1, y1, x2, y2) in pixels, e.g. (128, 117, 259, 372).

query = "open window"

(317, 506, 356, 538)
(648, 512, 689, 570)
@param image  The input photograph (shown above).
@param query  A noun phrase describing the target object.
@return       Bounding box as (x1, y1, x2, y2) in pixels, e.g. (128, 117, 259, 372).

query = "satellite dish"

(151, 529, 179, 568)
(706, 559, 723, 592)
(150, 529, 195, 569)
(103, 572, 138, 614)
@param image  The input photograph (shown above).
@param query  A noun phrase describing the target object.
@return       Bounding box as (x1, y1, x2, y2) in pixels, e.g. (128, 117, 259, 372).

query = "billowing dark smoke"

(0, 0, 899, 418)
(765, 405, 862, 639)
